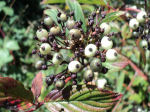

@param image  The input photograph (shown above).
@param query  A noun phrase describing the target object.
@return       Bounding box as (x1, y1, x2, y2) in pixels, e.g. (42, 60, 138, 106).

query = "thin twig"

(121, 55, 148, 81)
(127, 72, 137, 90)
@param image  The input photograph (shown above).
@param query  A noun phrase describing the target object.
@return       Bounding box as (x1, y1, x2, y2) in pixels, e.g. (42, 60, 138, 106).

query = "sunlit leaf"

(44, 85, 122, 112)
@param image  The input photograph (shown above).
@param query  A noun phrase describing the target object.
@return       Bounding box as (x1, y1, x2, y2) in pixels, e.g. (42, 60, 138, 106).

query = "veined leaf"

(101, 11, 125, 23)
(45, 85, 122, 112)
(66, 0, 87, 32)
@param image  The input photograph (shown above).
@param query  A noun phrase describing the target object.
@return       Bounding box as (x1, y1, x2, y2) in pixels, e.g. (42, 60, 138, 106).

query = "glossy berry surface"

(40, 43, 51, 55)
(68, 61, 81, 73)
(84, 44, 97, 57)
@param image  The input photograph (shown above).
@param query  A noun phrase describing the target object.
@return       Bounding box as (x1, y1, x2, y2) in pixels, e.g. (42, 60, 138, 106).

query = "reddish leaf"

(0, 77, 34, 102)
(31, 72, 43, 100)
(112, 61, 129, 69)
(0, 98, 35, 112)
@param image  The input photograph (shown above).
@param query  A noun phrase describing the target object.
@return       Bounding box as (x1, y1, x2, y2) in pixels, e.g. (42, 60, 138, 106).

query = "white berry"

(136, 11, 147, 23)
(141, 40, 148, 48)
(84, 44, 97, 58)
(44, 16, 53, 26)
(36, 29, 48, 40)
(68, 61, 81, 73)
(106, 49, 118, 61)
(40, 43, 51, 55)
(50, 26, 61, 35)
(52, 53, 63, 65)
(96, 78, 107, 89)
(101, 36, 113, 50)
(129, 18, 139, 30)
(100, 22, 111, 34)
(60, 13, 67, 22)
(66, 19, 75, 29)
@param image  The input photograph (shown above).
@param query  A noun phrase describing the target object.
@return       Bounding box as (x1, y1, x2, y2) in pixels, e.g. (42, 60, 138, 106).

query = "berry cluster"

(32, 8, 118, 90)
(127, 10, 150, 49)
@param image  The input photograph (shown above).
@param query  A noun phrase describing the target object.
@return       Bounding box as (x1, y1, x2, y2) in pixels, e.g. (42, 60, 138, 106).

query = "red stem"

(0, 28, 5, 38)
(125, 8, 141, 12)
(65, 76, 71, 83)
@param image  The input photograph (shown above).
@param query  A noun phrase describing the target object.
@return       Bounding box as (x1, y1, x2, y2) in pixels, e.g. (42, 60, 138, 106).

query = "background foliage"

(0, 0, 150, 112)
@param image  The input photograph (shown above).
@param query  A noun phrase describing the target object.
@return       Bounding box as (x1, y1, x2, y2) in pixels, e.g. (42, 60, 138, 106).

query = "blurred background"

(0, 0, 150, 112)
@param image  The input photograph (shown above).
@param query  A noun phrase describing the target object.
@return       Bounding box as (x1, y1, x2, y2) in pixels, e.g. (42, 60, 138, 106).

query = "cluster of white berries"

(129, 11, 147, 30)
(68, 23, 118, 74)
(34, 9, 119, 88)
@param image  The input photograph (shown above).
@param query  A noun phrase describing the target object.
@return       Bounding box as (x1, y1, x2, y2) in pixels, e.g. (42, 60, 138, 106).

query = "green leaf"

(101, 11, 125, 23)
(117, 72, 125, 92)
(66, 0, 74, 11)
(44, 0, 65, 4)
(0, 1, 6, 11)
(121, 23, 132, 39)
(0, 49, 13, 68)
(0, 77, 34, 102)
(44, 85, 122, 112)
(4, 40, 20, 50)
(66, 0, 87, 32)
(44, 0, 107, 5)
(2, 7, 14, 16)
(129, 93, 142, 104)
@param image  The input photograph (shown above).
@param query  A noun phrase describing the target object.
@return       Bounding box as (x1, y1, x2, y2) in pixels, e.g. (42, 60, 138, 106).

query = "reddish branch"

(127, 72, 137, 90)
(124, 8, 141, 12)
(122, 55, 148, 81)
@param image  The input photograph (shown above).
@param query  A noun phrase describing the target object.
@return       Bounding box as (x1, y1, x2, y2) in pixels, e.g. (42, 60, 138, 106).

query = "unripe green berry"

(90, 58, 102, 72)
(100, 22, 111, 34)
(50, 26, 61, 35)
(83, 69, 94, 82)
(66, 19, 75, 29)
(36, 29, 48, 40)
(60, 13, 67, 22)
(106, 49, 118, 61)
(55, 79, 65, 89)
(69, 29, 81, 40)
(68, 60, 82, 73)
(40, 43, 51, 55)
(84, 44, 97, 57)
(101, 36, 113, 50)
(44, 16, 53, 26)
(52, 53, 63, 65)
